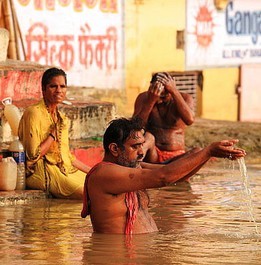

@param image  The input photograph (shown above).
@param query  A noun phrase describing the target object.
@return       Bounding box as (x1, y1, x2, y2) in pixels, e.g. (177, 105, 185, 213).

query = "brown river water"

(0, 159, 260, 265)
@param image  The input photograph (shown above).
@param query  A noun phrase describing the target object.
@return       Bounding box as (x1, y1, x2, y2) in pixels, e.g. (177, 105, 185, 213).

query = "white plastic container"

(2, 97, 22, 137)
(9, 137, 26, 190)
(0, 28, 9, 62)
(0, 157, 17, 191)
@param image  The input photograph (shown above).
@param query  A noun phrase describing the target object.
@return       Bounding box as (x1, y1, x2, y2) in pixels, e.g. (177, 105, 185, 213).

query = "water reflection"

(0, 162, 260, 264)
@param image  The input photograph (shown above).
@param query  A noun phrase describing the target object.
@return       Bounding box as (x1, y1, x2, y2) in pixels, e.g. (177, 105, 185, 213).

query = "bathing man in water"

(81, 117, 246, 234)
(133, 72, 198, 163)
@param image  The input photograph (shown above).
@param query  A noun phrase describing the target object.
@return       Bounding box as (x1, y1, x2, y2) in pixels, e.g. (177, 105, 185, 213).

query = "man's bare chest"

(149, 104, 180, 127)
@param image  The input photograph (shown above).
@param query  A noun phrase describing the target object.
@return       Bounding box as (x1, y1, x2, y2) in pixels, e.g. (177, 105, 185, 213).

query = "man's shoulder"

(140, 91, 148, 97)
(92, 161, 134, 177)
(135, 91, 148, 101)
(90, 161, 117, 174)
(88, 161, 124, 185)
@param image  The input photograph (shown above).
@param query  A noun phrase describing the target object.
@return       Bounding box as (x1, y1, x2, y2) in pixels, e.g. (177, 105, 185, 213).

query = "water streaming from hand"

(237, 157, 259, 236)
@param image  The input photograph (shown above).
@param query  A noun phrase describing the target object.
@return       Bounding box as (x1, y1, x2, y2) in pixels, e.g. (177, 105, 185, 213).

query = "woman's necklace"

(45, 102, 66, 174)
(45, 103, 58, 123)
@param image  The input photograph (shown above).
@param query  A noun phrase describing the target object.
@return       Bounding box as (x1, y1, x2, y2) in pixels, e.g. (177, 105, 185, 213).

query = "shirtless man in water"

(81, 117, 246, 234)
(133, 72, 197, 163)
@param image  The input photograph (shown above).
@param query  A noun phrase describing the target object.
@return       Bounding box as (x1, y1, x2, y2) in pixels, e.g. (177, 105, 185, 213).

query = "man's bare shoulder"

(91, 161, 117, 174)
(135, 91, 148, 102)
(91, 162, 132, 181)
(89, 162, 120, 187)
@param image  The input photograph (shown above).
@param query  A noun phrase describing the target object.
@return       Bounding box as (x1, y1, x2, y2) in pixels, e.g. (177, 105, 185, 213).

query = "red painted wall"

(71, 147, 104, 168)
(0, 70, 42, 101)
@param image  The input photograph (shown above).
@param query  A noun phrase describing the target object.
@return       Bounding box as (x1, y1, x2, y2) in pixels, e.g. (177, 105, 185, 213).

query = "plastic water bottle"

(9, 137, 26, 190)
(0, 157, 17, 191)
(2, 97, 22, 136)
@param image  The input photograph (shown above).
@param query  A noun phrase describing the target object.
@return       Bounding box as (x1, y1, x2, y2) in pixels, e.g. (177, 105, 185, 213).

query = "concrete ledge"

(0, 190, 47, 206)
(60, 100, 116, 140)
(0, 99, 116, 142)
(0, 59, 48, 101)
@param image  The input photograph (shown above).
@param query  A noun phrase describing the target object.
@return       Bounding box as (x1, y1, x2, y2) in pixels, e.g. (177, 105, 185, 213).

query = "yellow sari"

(18, 99, 85, 197)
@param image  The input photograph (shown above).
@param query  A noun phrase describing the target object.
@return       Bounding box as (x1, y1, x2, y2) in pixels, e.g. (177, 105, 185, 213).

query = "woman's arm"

(72, 159, 91, 174)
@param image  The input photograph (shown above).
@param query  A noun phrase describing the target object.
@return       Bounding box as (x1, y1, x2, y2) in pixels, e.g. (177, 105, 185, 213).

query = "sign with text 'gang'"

(14, 0, 124, 89)
(186, 0, 261, 69)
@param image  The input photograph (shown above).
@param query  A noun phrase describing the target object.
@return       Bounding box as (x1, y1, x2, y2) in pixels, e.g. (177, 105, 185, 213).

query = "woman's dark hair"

(41, 67, 67, 90)
(103, 116, 145, 153)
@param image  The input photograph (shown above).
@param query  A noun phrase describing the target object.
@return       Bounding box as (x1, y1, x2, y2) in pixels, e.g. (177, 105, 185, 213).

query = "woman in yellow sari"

(18, 68, 90, 199)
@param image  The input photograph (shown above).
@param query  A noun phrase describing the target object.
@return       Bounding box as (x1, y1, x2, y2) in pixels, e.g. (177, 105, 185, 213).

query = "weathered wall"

(202, 68, 239, 121)
(123, 0, 239, 120)
(0, 60, 46, 100)
(0, 0, 243, 122)
(13, 0, 124, 90)
(124, 0, 185, 117)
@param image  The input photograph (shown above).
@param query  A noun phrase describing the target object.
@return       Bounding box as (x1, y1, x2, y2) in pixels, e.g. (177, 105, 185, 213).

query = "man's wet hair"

(150, 72, 169, 83)
(150, 73, 159, 83)
(41, 67, 67, 90)
(103, 116, 145, 153)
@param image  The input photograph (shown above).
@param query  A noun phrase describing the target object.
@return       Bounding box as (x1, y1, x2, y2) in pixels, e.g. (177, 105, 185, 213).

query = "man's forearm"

(160, 148, 210, 184)
(170, 90, 194, 125)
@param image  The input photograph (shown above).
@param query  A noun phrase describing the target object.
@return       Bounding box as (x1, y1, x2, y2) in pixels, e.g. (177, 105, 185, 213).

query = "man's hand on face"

(156, 72, 177, 94)
(147, 81, 164, 103)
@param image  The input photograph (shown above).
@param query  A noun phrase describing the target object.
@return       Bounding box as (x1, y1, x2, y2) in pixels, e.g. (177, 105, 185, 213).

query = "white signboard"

(186, 0, 261, 69)
(14, 0, 124, 88)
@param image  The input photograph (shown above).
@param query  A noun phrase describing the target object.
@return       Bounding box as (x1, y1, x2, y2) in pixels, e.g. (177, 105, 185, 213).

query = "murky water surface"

(0, 161, 261, 264)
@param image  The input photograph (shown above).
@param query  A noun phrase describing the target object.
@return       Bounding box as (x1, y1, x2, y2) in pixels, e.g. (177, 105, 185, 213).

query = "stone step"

(0, 190, 48, 206)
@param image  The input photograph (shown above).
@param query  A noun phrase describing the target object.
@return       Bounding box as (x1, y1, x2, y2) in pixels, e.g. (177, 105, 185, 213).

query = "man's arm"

(133, 82, 163, 123)
(94, 140, 246, 195)
(140, 161, 164, 169)
(157, 72, 195, 125)
(170, 90, 195, 125)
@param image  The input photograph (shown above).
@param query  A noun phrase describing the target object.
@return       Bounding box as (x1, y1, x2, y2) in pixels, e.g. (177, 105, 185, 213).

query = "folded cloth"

(81, 163, 101, 218)
(156, 146, 185, 163)
(125, 191, 138, 235)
